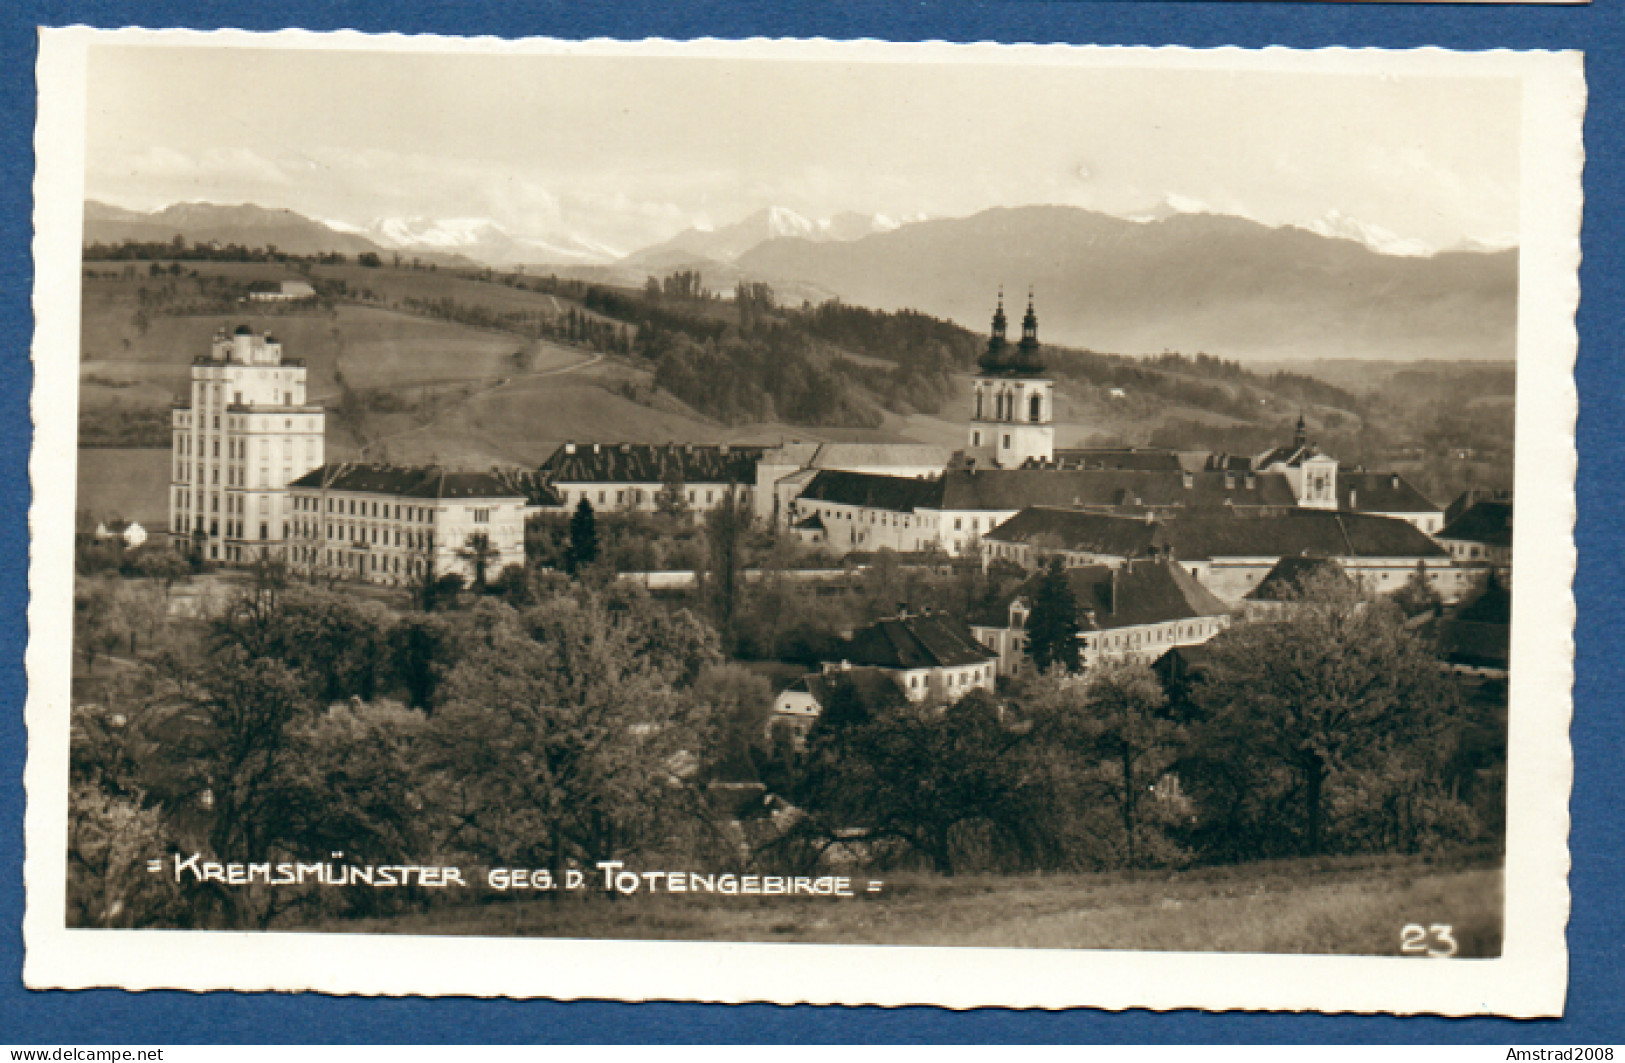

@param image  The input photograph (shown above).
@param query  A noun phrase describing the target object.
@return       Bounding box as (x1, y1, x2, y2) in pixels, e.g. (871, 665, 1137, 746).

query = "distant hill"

(735, 205, 1519, 364)
(83, 200, 474, 267)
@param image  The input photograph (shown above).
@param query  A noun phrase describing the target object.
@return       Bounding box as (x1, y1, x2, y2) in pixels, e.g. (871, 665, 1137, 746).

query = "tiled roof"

(1162, 509, 1448, 561)
(1244, 556, 1353, 601)
(540, 442, 763, 485)
(1050, 448, 1185, 472)
(837, 612, 995, 670)
(1438, 500, 1513, 548)
(288, 463, 522, 501)
(937, 468, 1300, 511)
(800, 667, 906, 708)
(1338, 471, 1440, 515)
(1152, 642, 1216, 681)
(974, 559, 1229, 632)
(983, 507, 1165, 558)
(798, 469, 945, 513)
(488, 467, 565, 508)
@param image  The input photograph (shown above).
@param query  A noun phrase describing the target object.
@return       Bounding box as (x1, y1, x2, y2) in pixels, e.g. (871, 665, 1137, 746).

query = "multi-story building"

(538, 441, 761, 515)
(168, 326, 325, 563)
(1436, 497, 1514, 572)
(285, 464, 526, 587)
(969, 556, 1232, 678)
(825, 609, 997, 702)
(981, 504, 1472, 604)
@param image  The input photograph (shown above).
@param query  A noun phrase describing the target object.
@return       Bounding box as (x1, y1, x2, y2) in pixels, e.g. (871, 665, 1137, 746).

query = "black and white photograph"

(24, 31, 1580, 1013)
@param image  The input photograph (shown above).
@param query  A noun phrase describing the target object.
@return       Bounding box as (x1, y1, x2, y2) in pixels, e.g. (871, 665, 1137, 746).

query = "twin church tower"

(966, 290, 1054, 469)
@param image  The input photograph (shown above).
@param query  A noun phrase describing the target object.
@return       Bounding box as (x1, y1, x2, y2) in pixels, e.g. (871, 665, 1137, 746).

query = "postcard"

(24, 29, 1582, 1014)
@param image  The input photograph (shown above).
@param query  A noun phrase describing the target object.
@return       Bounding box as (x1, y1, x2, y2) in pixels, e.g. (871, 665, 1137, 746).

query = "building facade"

(286, 464, 526, 587)
(982, 505, 1472, 605)
(539, 442, 760, 516)
(969, 557, 1232, 678)
(827, 610, 998, 702)
(168, 326, 325, 563)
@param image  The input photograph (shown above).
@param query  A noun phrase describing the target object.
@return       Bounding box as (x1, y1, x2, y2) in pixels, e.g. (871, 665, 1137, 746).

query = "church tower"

(967, 289, 1054, 468)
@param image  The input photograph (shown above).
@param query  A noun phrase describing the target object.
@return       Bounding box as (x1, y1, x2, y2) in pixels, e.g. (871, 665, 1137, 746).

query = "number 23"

(1401, 923, 1458, 957)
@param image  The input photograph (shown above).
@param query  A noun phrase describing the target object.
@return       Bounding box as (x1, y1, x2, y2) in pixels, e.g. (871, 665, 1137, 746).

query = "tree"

(1390, 559, 1444, 618)
(692, 662, 773, 781)
(419, 595, 712, 873)
(567, 497, 598, 575)
(793, 689, 1028, 875)
(389, 611, 450, 709)
(1190, 569, 1462, 856)
(1025, 558, 1082, 673)
(1032, 661, 1188, 869)
(456, 531, 499, 591)
(74, 579, 128, 675)
(209, 583, 392, 704)
(127, 547, 190, 600)
(655, 463, 689, 521)
(701, 486, 753, 649)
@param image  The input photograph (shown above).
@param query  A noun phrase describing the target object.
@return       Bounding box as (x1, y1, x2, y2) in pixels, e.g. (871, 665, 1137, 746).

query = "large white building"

(168, 326, 325, 563)
(285, 464, 526, 587)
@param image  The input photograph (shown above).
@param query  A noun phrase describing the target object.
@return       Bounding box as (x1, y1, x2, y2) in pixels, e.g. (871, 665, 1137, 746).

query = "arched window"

(974, 389, 983, 419)
(1030, 392, 1043, 422)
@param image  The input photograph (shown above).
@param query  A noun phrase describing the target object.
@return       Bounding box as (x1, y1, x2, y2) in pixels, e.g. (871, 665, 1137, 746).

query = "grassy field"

(318, 856, 1502, 957)
(76, 447, 170, 528)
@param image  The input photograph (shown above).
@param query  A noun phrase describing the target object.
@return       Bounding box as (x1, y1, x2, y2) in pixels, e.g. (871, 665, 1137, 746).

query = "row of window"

(904, 665, 994, 692)
(173, 489, 273, 515)
(289, 546, 428, 579)
(170, 516, 287, 541)
(293, 496, 441, 522)
(559, 486, 751, 508)
(293, 521, 436, 550)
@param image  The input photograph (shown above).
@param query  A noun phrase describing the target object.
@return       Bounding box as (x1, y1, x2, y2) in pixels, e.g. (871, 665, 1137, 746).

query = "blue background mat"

(1, 0, 1617, 1043)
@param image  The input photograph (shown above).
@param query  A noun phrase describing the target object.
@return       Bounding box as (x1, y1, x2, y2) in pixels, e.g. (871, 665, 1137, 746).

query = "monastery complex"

(165, 298, 1508, 612)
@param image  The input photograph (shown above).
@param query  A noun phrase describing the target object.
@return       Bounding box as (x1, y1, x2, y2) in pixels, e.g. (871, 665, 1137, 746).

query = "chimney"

(1181, 470, 1194, 490)
(1391, 473, 1400, 489)
(564, 441, 576, 455)
(895, 602, 910, 619)
(619, 443, 630, 454)
(592, 443, 600, 454)
(1349, 487, 1358, 510)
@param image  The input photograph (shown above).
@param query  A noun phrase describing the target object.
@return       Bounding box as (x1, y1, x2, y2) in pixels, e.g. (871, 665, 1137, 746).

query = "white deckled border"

(23, 28, 1583, 1016)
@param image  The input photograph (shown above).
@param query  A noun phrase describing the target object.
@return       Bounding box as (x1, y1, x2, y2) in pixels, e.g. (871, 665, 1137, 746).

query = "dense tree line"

(85, 238, 348, 266)
(772, 569, 1501, 876)
(68, 544, 1502, 930)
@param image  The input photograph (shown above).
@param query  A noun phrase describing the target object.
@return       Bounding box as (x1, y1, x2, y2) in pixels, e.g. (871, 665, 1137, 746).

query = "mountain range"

(83, 199, 1517, 363)
(622, 206, 905, 267)
(735, 205, 1518, 362)
(83, 200, 400, 259)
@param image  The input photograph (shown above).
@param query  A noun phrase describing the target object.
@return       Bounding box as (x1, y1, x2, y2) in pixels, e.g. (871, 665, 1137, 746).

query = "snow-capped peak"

(362, 215, 621, 265)
(1124, 193, 1216, 225)
(1304, 209, 1434, 258)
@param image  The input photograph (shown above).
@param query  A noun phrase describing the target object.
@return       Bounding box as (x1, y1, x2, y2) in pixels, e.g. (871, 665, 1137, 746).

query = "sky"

(83, 43, 1523, 257)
